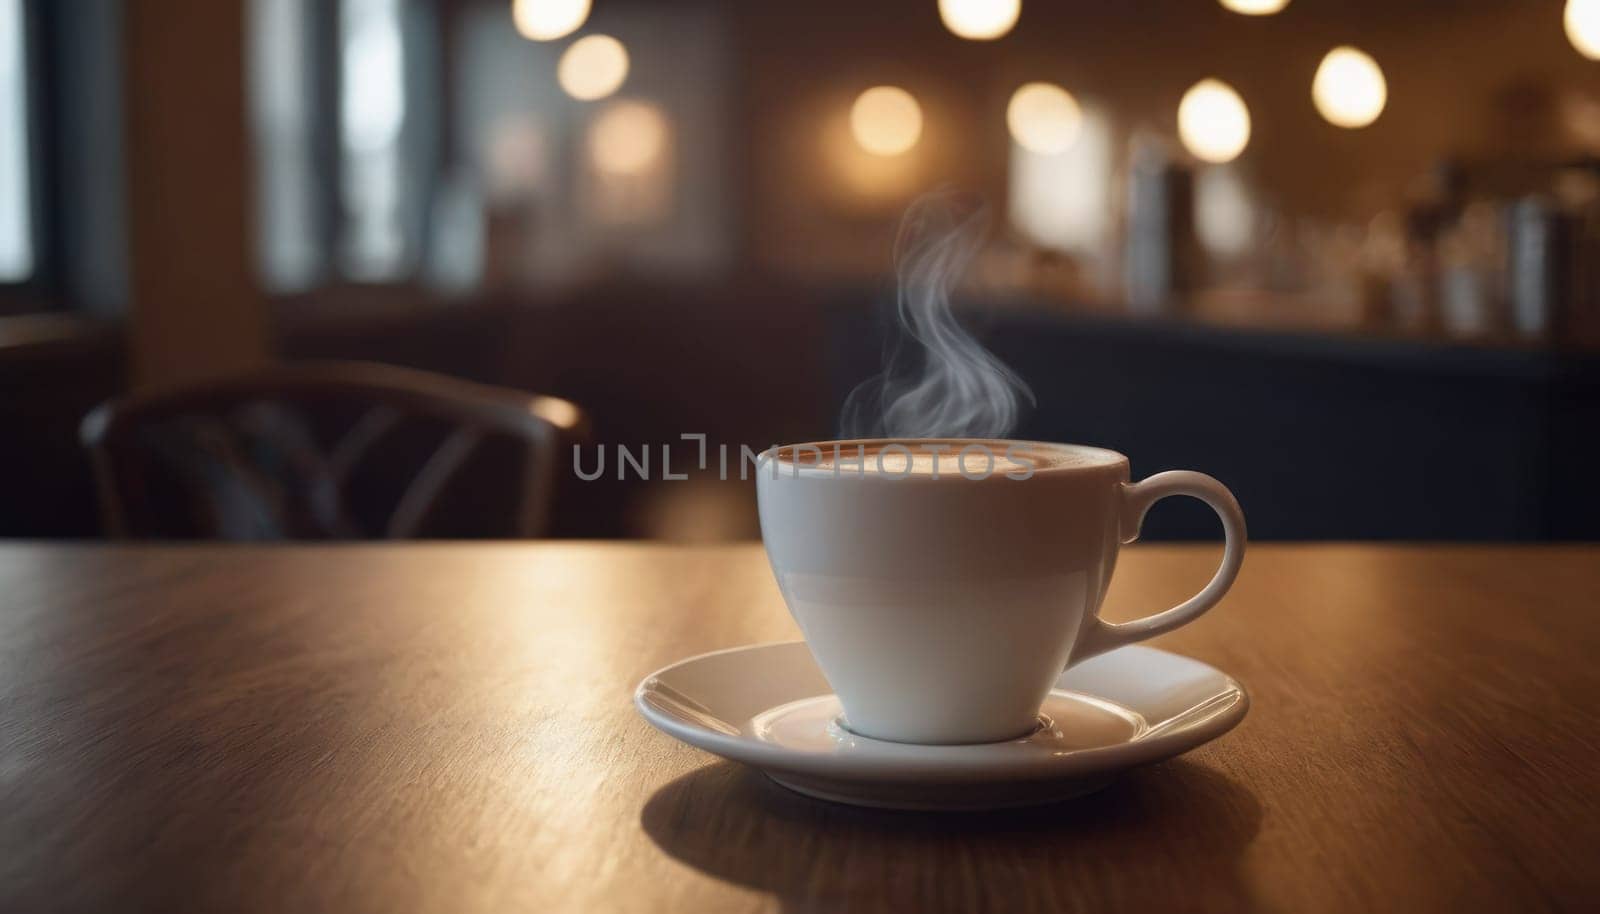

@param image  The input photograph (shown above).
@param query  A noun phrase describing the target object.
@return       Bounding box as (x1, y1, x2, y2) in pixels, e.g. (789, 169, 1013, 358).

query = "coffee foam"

(774, 441, 1119, 476)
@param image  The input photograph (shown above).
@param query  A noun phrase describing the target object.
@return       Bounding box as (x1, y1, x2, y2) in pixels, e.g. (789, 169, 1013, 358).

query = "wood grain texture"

(1, 543, 1597, 913)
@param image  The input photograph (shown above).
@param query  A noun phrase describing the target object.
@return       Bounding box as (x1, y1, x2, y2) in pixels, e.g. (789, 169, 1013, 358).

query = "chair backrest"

(81, 361, 585, 540)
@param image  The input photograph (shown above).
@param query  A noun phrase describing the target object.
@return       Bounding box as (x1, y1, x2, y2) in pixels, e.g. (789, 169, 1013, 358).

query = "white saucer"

(634, 641, 1249, 811)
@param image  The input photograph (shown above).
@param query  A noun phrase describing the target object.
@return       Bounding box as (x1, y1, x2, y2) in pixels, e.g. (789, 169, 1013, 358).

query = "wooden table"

(1, 543, 1597, 913)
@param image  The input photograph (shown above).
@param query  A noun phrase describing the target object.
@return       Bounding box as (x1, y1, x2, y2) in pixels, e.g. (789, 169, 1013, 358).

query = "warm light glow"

(938, 0, 1021, 41)
(558, 34, 629, 101)
(822, 107, 923, 204)
(512, 0, 590, 42)
(1006, 82, 1082, 155)
(1568, 0, 1600, 60)
(1008, 106, 1111, 253)
(1312, 46, 1387, 128)
(589, 99, 669, 176)
(534, 396, 584, 431)
(850, 86, 923, 157)
(1178, 78, 1251, 164)
(1218, 0, 1289, 15)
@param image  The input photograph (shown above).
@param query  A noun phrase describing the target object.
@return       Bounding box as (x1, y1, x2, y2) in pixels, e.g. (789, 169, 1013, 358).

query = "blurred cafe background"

(1, 0, 1598, 543)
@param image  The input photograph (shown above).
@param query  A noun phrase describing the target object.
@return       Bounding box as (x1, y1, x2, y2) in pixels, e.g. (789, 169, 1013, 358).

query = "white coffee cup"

(755, 438, 1245, 745)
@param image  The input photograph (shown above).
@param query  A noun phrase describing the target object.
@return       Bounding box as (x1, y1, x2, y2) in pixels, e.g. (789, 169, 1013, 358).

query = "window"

(250, 0, 321, 292)
(249, 0, 730, 296)
(249, 0, 438, 293)
(455, 1, 730, 286)
(339, 0, 409, 280)
(0, 0, 33, 282)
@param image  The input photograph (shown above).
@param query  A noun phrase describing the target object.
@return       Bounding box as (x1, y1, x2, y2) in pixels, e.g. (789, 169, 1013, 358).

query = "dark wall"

(0, 328, 126, 537)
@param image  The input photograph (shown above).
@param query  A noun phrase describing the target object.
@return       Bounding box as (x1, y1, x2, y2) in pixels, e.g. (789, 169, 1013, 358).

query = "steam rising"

(840, 190, 1033, 439)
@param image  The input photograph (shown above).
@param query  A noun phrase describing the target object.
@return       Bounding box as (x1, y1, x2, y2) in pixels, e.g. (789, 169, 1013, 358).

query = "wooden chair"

(81, 361, 586, 539)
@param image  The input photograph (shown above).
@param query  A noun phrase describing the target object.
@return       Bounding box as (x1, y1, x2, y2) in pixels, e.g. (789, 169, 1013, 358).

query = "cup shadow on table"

(641, 759, 1264, 914)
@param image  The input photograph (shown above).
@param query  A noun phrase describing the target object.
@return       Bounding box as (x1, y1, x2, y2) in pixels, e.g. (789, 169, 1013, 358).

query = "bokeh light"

(1312, 46, 1387, 128)
(938, 0, 1021, 41)
(1568, 0, 1600, 60)
(850, 86, 923, 156)
(1178, 78, 1251, 164)
(1006, 82, 1083, 155)
(1218, 0, 1290, 14)
(589, 99, 669, 176)
(558, 34, 629, 101)
(511, 0, 590, 42)
(486, 115, 549, 199)
(1008, 107, 1111, 252)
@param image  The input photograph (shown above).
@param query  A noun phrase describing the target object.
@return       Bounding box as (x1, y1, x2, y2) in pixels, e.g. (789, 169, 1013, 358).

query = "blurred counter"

(831, 301, 1600, 540)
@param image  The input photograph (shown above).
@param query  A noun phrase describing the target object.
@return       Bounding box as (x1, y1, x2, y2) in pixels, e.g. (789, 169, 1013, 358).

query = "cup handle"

(1071, 471, 1246, 664)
